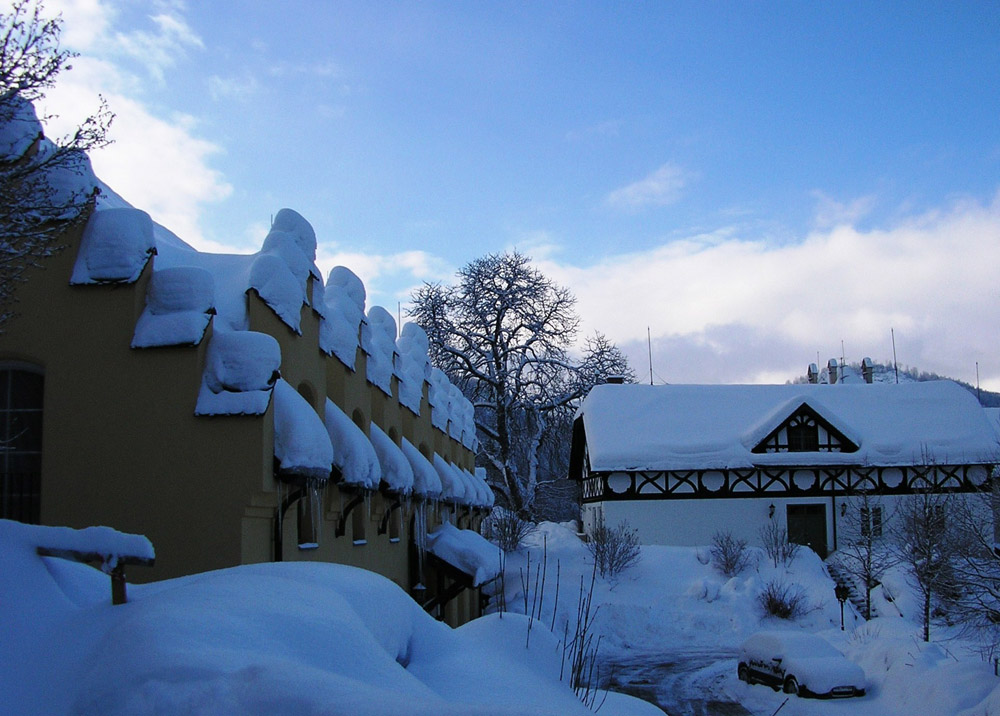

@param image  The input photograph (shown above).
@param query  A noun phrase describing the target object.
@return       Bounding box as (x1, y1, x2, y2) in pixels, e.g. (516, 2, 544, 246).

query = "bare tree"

(410, 251, 633, 515)
(835, 490, 897, 620)
(893, 489, 957, 642)
(948, 472, 1000, 658)
(0, 0, 113, 326)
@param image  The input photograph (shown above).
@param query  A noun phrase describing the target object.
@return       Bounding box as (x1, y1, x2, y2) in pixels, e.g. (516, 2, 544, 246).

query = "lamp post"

(835, 584, 850, 630)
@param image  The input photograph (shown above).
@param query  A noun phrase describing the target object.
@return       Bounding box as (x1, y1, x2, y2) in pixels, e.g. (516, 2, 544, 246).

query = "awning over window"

(425, 522, 501, 587)
(323, 399, 380, 490)
(369, 424, 414, 495)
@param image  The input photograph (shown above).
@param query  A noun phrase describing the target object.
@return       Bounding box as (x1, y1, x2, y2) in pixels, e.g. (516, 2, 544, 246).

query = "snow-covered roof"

(323, 399, 381, 490)
(0, 94, 41, 161)
(272, 379, 333, 483)
(425, 522, 501, 586)
(986, 408, 1000, 440)
(577, 381, 1000, 472)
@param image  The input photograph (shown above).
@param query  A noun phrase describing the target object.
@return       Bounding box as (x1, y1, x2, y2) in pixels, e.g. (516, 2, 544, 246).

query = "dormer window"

(786, 415, 819, 451)
(752, 404, 858, 454)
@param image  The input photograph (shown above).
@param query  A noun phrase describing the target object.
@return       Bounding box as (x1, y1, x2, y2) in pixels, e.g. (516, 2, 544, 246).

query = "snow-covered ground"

(0, 519, 659, 716)
(495, 522, 1000, 716)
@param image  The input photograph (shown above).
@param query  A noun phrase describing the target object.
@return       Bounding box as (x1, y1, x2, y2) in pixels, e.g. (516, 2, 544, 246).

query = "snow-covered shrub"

(586, 518, 640, 579)
(758, 579, 811, 620)
(710, 530, 752, 578)
(759, 522, 800, 568)
(483, 508, 536, 551)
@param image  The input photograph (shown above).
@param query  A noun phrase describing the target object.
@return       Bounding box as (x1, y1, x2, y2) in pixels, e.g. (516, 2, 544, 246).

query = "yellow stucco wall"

(1, 219, 486, 622)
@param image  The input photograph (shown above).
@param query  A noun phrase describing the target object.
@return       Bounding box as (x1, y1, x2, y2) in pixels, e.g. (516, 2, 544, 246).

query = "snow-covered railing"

(32, 524, 155, 605)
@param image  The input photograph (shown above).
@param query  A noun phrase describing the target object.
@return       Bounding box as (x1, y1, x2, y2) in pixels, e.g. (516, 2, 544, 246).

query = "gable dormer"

(751, 403, 858, 454)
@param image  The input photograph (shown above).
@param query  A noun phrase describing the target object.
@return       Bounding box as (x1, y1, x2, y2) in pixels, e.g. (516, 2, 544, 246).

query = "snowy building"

(0, 101, 494, 626)
(570, 381, 1000, 558)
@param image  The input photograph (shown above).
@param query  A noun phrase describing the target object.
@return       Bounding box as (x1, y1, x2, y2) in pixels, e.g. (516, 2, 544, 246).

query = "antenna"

(647, 327, 653, 386)
(891, 328, 899, 384)
(841, 339, 845, 367)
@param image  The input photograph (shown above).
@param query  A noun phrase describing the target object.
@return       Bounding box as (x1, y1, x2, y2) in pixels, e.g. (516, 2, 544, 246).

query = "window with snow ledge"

(0, 365, 43, 524)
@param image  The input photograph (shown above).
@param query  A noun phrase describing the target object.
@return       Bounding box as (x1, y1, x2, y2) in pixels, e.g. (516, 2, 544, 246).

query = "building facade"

(570, 381, 1000, 558)
(0, 109, 494, 625)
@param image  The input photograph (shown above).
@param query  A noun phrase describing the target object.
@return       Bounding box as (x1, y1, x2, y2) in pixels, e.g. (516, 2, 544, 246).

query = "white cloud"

(535, 193, 1000, 386)
(37, 1, 231, 250)
(812, 191, 877, 228)
(315, 246, 453, 311)
(606, 163, 688, 210)
(207, 74, 260, 102)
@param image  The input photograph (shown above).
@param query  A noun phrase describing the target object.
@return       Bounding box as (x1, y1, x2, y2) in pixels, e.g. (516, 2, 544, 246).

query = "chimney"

(807, 363, 819, 384)
(862, 357, 874, 384)
(827, 358, 839, 384)
(606, 375, 625, 384)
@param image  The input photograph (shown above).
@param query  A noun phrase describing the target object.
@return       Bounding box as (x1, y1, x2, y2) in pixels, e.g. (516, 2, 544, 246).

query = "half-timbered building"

(570, 381, 1000, 557)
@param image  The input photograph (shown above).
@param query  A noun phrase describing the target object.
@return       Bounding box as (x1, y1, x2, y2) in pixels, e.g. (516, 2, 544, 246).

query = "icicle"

(312, 484, 322, 546)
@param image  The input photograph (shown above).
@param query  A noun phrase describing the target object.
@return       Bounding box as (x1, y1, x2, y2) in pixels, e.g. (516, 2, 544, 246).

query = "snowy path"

(600, 647, 751, 716)
(600, 647, 892, 716)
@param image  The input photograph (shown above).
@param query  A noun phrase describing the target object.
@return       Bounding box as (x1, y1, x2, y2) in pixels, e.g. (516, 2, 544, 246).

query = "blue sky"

(40, 1, 1000, 388)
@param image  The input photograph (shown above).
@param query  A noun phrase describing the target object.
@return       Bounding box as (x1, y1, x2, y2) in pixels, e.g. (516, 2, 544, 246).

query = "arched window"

(0, 367, 43, 524)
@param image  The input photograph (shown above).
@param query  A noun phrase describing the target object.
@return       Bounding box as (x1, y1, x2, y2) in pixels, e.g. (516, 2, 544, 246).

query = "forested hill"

(793, 360, 1000, 407)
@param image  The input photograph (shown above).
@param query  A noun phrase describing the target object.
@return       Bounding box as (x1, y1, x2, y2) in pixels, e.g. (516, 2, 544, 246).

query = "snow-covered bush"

(586, 518, 640, 579)
(758, 579, 811, 619)
(759, 522, 800, 568)
(483, 507, 536, 551)
(710, 530, 752, 578)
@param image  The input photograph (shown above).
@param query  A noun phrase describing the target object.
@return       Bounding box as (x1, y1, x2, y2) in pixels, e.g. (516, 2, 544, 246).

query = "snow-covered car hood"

(784, 655, 866, 693)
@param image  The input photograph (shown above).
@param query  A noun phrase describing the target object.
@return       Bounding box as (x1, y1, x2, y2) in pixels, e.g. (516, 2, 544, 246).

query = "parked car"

(737, 630, 866, 698)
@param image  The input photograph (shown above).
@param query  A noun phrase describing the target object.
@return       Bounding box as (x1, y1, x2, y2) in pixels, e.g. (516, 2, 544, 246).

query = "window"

(786, 417, 819, 452)
(0, 368, 43, 524)
(860, 505, 883, 539)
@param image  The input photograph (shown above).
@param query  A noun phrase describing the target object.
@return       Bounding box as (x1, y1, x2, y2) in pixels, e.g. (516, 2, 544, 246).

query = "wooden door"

(786, 503, 827, 558)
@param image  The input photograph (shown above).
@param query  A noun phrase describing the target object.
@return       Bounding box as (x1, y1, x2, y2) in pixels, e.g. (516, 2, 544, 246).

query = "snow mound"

(363, 305, 397, 396)
(396, 322, 430, 415)
(320, 266, 366, 368)
(71, 208, 155, 284)
(273, 379, 333, 483)
(0, 520, 651, 715)
(131, 266, 214, 348)
(323, 399, 381, 489)
(195, 330, 280, 416)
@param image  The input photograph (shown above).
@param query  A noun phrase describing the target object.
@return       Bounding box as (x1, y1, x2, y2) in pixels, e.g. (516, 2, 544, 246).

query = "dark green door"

(786, 504, 827, 558)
